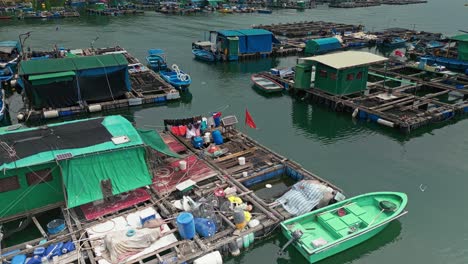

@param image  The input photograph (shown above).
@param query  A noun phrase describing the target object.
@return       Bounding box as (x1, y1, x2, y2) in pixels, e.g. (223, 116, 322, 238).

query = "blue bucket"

(176, 212, 195, 239)
(47, 219, 65, 235)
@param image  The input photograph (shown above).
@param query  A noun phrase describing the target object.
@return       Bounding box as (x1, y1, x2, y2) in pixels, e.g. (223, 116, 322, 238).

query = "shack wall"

(458, 41, 468, 61)
(0, 163, 64, 218)
(314, 63, 368, 95)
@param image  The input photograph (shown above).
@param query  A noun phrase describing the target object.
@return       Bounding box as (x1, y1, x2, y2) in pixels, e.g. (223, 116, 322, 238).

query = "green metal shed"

(297, 51, 388, 95)
(450, 34, 468, 61)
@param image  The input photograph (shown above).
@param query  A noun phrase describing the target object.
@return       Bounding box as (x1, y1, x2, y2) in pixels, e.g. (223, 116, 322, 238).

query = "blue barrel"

(212, 113, 221, 127)
(192, 136, 203, 148)
(194, 218, 217, 238)
(176, 212, 195, 239)
(212, 130, 223, 145)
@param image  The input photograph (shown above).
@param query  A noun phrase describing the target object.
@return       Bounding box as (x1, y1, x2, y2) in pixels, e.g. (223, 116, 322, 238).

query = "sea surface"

(1, 0, 468, 263)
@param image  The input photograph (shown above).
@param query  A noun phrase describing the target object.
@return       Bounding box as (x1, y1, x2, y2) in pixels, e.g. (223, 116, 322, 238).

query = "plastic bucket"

(238, 157, 245, 166)
(47, 219, 65, 235)
(203, 133, 211, 143)
(176, 212, 195, 239)
(179, 160, 187, 170)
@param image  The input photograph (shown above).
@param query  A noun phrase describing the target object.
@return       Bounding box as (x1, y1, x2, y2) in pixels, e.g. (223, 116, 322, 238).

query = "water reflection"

(290, 94, 466, 143)
(205, 57, 281, 75)
(291, 98, 373, 145)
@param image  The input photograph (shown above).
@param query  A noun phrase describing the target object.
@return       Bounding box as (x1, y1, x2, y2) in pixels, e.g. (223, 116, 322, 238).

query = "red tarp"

(80, 188, 151, 220)
(152, 155, 218, 194)
(161, 133, 187, 153)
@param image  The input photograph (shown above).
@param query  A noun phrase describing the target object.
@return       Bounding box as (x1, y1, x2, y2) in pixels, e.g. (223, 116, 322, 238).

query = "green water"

(1, 0, 468, 263)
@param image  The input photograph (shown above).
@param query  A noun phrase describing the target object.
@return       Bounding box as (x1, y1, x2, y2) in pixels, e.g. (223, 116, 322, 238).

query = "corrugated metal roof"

(312, 37, 341, 45)
(301, 51, 388, 70)
(235, 29, 272, 36)
(217, 30, 240, 37)
(19, 53, 128, 75)
(217, 29, 272, 37)
(451, 34, 468, 42)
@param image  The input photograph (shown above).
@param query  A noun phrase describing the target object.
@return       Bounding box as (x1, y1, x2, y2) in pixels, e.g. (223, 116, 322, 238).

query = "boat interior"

(283, 194, 403, 254)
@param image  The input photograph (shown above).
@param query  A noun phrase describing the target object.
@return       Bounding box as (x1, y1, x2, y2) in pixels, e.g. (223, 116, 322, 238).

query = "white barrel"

(194, 251, 223, 264)
(204, 133, 211, 143)
(377, 118, 394, 128)
(179, 160, 187, 170)
(43, 110, 59, 119)
(88, 104, 102, 113)
(242, 171, 248, 177)
(238, 157, 246, 166)
(128, 98, 143, 106)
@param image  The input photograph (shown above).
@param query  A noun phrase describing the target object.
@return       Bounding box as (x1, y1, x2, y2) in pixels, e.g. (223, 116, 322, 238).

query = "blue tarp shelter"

(216, 29, 275, 54)
(305, 37, 342, 55)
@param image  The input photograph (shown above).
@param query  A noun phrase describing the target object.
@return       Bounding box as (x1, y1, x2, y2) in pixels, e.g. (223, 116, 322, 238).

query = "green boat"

(280, 192, 408, 263)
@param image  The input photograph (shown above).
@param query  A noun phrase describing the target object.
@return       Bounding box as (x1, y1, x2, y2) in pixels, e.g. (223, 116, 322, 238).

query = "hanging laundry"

(178, 125, 187, 137)
(186, 124, 197, 139)
(171, 126, 180, 136)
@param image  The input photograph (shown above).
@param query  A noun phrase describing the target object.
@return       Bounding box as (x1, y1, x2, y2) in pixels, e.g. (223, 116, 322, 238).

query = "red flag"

(245, 109, 257, 129)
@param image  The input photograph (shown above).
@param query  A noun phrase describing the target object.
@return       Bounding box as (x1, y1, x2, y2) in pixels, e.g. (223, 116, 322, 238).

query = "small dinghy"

(279, 191, 408, 263)
(146, 49, 167, 72)
(251, 74, 284, 93)
(160, 64, 192, 92)
(192, 41, 217, 62)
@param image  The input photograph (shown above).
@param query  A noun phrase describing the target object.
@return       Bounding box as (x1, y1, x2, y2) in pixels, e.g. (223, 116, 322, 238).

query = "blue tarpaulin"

(216, 29, 273, 54)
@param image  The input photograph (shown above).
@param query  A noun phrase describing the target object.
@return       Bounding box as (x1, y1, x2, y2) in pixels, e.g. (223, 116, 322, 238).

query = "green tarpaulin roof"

(29, 71, 76, 85)
(138, 129, 181, 158)
(0, 115, 182, 208)
(61, 147, 152, 208)
(451, 34, 468, 42)
(0, 115, 143, 170)
(19, 53, 128, 76)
